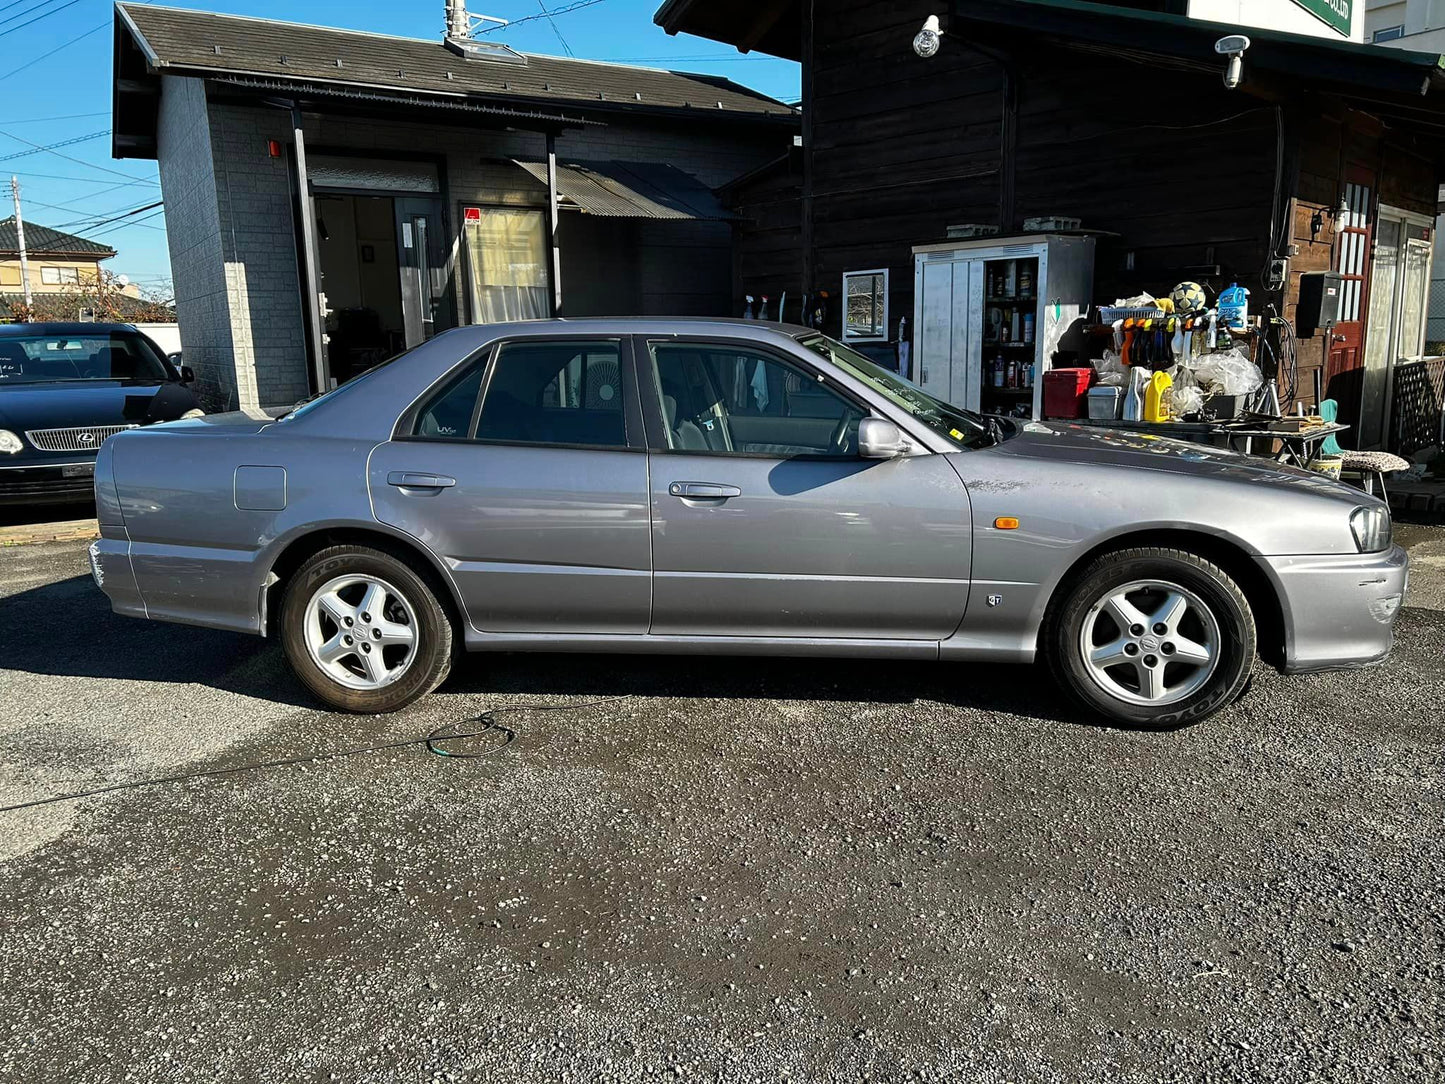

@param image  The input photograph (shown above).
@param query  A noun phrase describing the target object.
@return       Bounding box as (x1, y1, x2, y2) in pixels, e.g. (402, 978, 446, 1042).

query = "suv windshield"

(796, 333, 996, 449)
(0, 331, 171, 385)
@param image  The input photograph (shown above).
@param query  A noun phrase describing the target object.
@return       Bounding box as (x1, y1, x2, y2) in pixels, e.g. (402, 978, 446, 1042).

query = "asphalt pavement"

(1, 529, 1442, 1082)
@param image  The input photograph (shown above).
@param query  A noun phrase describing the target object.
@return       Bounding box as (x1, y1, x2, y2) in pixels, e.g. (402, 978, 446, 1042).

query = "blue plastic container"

(1218, 283, 1250, 330)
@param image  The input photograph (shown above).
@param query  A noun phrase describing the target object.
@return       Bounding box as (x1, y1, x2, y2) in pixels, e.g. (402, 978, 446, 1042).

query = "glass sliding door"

(463, 207, 550, 324)
(1363, 207, 1434, 448)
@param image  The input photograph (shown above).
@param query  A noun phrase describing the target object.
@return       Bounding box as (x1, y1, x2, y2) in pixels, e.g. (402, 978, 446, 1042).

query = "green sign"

(1291, 0, 1352, 37)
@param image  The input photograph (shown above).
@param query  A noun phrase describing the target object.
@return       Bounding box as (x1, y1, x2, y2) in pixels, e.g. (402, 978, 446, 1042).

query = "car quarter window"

(412, 340, 628, 446)
(648, 342, 865, 458)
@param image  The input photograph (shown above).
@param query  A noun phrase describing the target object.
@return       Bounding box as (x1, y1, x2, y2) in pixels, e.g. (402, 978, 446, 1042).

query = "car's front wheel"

(280, 545, 453, 713)
(1046, 546, 1256, 729)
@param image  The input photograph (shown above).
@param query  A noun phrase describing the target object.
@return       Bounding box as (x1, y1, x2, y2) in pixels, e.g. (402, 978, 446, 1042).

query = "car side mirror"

(858, 417, 909, 459)
(179, 365, 195, 384)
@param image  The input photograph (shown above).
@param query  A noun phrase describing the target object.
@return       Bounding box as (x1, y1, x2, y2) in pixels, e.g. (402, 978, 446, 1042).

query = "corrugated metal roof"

(0, 217, 114, 258)
(512, 160, 737, 220)
(118, 3, 797, 121)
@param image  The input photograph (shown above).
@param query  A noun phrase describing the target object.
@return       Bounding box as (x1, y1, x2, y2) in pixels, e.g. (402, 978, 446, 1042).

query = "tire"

(280, 544, 453, 713)
(1045, 546, 1256, 730)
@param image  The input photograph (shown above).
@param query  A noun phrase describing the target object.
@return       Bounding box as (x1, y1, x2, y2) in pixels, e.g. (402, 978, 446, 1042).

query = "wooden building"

(657, 0, 1445, 449)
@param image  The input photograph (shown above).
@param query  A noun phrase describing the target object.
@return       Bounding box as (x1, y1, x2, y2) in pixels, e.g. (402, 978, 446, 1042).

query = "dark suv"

(0, 322, 201, 505)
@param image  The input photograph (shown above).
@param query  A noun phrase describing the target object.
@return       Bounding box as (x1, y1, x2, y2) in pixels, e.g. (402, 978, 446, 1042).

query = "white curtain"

(465, 208, 549, 324)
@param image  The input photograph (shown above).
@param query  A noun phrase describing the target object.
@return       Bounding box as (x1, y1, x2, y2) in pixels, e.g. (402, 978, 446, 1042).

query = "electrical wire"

(52, 199, 163, 231)
(0, 126, 149, 181)
(480, 0, 606, 34)
(4, 110, 110, 125)
(0, 696, 635, 813)
(0, 129, 108, 163)
(0, 21, 108, 83)
(0, 0, 83, 39)
(536, 0, 574, 56)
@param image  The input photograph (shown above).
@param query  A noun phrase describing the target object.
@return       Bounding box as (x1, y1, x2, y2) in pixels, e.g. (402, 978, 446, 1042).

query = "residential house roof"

(113, 2, 797, 158)
(0, 217, 116, 259)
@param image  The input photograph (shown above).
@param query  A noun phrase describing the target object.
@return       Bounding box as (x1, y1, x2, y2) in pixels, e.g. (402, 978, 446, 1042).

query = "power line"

(480, 0, 605, 34)
(18, 186, 149, 219)
(0, 0, 83, 39)
(5, 110, 110, 125)
(0, 21, 107, 83)
(0, 130, 108, 162)
(90, 208, 166, 238)
(8, 169, 157, 188)
(0, 0, 59, 28)
(59, 200, 163, 233)
(536, 0, 574, 57)
(0, 126, 150, 182)
(51, 196, 165, 229)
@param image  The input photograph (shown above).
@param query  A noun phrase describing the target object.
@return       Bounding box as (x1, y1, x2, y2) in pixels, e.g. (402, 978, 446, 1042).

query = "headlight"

(0, 429, 22, 454)
(1350, 506, 1391, 553)
(181, 408, 206, 420)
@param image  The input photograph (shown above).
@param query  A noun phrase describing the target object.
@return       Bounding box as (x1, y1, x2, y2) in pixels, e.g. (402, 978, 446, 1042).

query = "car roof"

(437, 317, 817, 343)
(0, 322, 140, 336)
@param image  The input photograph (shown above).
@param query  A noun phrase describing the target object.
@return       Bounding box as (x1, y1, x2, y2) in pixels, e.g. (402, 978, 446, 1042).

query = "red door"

(1328, 165, 1376, 384)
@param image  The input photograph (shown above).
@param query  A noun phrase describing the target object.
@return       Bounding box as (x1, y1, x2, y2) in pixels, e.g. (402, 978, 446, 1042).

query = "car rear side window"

(475, 340, 626, 448)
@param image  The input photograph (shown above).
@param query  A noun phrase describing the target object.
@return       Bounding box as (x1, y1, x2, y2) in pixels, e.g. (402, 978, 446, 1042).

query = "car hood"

(991, 419, 1360, 501)
(0, 382, 193, 432)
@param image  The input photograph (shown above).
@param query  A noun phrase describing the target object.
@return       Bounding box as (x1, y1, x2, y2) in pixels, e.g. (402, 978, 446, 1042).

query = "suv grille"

(24, 424, 139, 452)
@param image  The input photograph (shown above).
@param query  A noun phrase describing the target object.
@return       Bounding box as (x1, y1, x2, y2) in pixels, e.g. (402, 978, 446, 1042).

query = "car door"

(638, 336, 973, 640)
(369, 336, 652, 634)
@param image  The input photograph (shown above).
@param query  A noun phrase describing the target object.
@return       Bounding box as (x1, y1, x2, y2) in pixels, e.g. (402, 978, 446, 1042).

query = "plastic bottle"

(1218, 283, 1250, 330)
(1144, 370, 1174, 422)
(1123, 366, 1146, 421)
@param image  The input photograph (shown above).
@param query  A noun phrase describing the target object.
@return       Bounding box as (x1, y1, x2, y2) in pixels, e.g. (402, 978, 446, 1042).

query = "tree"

(4, 269, 175, 323)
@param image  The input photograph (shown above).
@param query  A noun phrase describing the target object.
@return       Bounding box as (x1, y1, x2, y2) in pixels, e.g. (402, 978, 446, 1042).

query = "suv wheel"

(1046, 547, 1255, 729)
(280, 545, 453, 713)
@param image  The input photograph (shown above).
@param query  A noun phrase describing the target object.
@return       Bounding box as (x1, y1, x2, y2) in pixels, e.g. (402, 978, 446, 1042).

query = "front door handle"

(668, 481, 741, 499)
(387, 470, 456, 489)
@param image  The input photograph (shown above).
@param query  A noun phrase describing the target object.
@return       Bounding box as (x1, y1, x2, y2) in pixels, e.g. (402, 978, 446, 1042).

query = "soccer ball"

(1169, 281, 1208, 314)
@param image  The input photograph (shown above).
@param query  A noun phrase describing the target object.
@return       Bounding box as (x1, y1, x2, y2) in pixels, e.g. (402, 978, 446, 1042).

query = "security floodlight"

(914, 15, 943, 59)
(1215, 34, 1251, 89)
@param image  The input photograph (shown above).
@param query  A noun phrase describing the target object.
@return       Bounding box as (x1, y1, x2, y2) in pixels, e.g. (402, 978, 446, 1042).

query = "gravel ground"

(1, 529, 1442, 1083)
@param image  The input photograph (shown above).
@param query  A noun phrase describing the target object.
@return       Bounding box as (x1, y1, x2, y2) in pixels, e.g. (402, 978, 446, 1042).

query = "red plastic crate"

(1042, 368, 1094, 419)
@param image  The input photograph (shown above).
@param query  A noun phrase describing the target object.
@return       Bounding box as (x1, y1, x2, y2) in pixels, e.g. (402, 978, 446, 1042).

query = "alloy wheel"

(302, 574, 419, 691)
(1078, 579, 1221, 708)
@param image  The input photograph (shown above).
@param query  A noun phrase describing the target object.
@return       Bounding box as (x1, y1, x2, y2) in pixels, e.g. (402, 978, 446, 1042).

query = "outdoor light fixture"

(914, 15, 943, 59)
(1215, 34, 1251, 89)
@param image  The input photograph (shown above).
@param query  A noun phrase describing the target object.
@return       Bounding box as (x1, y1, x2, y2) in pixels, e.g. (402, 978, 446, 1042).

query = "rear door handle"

(387, 471, 456, 489)
(668, 481, 741, 499)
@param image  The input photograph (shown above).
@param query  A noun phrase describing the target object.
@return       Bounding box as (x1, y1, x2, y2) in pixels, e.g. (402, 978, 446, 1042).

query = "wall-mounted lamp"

(913, 15, 943, 59)
(1215, 34, 1251, 89)
(1309, 192, 1352, 240)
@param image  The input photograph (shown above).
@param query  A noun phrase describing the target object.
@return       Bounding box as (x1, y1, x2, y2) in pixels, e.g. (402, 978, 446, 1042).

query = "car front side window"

(650, 342, 866, 458)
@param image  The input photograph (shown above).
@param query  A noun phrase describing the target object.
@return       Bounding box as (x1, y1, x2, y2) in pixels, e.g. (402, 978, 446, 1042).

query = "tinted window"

(415, 365, 484, 439)
(0, 332, 170, 385)
(476, 340, 626, 447)
(650, 343, 864, 458)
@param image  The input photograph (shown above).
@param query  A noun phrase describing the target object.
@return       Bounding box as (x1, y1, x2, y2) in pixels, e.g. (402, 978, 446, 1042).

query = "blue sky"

(1, 0, 799, 295)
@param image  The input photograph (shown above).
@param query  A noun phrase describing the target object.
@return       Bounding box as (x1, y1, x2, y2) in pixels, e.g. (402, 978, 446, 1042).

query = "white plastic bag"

(1094, 351, 1127, 387)
(1191, 349, 1263, 397)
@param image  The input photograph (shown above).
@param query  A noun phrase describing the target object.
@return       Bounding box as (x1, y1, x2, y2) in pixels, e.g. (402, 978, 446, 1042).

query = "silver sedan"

(91, 319, 1407, 728)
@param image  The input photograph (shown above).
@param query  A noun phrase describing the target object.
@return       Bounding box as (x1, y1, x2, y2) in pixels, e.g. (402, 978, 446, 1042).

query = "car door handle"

(668, 481, 741, 499)
(387, 471, 456, 489)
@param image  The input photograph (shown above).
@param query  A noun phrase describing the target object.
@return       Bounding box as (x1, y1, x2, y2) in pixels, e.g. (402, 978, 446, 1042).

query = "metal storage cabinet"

(912, 234, 1096, 420)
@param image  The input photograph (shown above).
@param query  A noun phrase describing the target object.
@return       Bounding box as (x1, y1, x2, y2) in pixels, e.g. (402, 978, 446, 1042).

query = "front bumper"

(0, 458, 96, 505)
(1259, 544, 1409, 673)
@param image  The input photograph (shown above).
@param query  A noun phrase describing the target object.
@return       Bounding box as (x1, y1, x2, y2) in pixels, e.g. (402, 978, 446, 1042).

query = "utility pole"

(10, 176, 33, 314)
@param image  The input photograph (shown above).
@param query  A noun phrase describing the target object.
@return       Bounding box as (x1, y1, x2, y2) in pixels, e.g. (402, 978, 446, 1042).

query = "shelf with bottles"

(984, 385, 1036, 396)
(982, 338, 1038, 348)
(986, 294, 1038, 305)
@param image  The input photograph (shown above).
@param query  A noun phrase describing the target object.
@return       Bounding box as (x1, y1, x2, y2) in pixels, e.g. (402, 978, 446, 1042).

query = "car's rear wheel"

(280, 545, 452, 713)
(1046, 546, 1255, 729)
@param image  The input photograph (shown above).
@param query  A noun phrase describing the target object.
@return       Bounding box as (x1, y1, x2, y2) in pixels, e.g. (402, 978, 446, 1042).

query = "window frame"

(1372, 25, 1405, 43)
(396, 335, 646, 453)
(635, 335, 877, 461)
(841, 267, 890, 343)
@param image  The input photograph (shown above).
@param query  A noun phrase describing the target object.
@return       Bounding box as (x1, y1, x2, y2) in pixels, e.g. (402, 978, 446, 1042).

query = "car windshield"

(796, 333, 997, 449)
(0, 331, 171, 385)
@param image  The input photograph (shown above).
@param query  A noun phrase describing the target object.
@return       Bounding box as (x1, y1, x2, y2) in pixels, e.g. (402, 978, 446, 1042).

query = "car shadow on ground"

(0, 573, 1081, 725)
